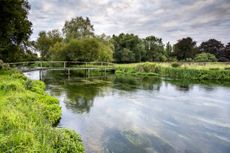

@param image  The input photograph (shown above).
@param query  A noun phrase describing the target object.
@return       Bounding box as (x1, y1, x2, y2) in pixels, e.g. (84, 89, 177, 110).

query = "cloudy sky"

(28, 0, 230, 44)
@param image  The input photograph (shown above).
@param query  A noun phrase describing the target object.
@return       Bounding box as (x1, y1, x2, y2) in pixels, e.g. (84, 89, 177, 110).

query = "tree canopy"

(36, 30, 63, 60)
(0, 0, 33, 62)
(173, 37, 197, 60)
(50, 38, 113, 62)
(194, 53, 217, 62)
(1, 0, 229, 64)
(199, 39, 224, 58)
(63, 17, 94, 40)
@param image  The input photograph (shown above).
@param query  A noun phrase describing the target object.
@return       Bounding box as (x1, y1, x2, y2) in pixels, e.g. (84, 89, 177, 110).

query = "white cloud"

(28, 0, 230, 44)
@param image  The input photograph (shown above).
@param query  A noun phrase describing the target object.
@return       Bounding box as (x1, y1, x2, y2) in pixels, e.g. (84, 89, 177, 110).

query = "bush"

(209, 68, 220, 71)
(171, 63, 181, 68)
(194, 53, 217, 62)
(218, 57, 230, 62)
(184, 58, 193, 62)
(0, 60, 9, 70)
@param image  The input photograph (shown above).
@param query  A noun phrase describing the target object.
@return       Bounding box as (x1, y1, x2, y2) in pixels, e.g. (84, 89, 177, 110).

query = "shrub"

(218, 57, 230, 62)
(171, 63, 181, 68)
(194, 53, 217, 62)
(209, 68, 220, 71)
(184, 58, 193, 62)
(25, 80, 45, 94)
(0, 60, 9, 70)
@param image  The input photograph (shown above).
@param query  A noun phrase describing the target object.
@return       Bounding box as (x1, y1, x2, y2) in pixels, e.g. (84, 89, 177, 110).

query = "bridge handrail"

(8, 61, 114, 65)
(7, 61, 115, 70)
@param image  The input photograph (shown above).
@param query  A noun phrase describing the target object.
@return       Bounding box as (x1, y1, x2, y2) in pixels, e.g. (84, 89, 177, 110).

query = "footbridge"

(8, 61, 116, 78)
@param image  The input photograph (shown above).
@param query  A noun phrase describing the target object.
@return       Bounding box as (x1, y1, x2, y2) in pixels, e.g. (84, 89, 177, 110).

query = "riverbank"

(115, 62, 230, 80)
(0, 69, 84, 152)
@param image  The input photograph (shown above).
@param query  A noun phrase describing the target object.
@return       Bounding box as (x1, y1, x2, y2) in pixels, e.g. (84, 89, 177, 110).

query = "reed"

(115, 62, 230, 80)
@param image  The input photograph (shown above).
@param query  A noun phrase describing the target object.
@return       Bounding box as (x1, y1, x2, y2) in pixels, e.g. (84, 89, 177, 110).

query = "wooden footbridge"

(8, 61, 116, 79)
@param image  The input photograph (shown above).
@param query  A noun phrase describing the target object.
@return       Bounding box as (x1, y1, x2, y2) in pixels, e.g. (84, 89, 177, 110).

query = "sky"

(28, 0, 230, 44)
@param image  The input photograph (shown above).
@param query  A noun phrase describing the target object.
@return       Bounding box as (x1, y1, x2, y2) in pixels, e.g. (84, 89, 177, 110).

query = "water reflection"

(24, 71, 230, 153)
(103, 129, 177, 153)
(62, 81, 110, 113)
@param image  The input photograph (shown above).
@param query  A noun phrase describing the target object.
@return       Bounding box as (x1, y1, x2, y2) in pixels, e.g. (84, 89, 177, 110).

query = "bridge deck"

(21, 67, 115, 72)
(8, 61, 116, 74)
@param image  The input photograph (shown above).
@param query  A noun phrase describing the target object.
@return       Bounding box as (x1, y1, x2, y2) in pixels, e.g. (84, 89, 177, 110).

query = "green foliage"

(36, 30, 63, 60)
(144, 36, 166, 62)
(224, 43, 230, 60)
(194, 53, 217, 62)
(50, 38, 113, 62)
(0, 70, 84, 152)
(0, 60, 9, 70)
(116, 63, 230, 80)
(25, 79, 46, 94)
(63, 17, 94, 39)
(0, 0, 33, 62)
(173, 37, 198, 60)
(199, 39, 224, 58)
(112, 33, 146, 63)
(171, 63, 181, 68)
(165, 42, 173, 57)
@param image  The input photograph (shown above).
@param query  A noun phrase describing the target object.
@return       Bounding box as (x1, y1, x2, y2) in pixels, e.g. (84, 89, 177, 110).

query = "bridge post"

(104, 68, 106, 77)
(40, 61, 43, 69)
(88, 69, 90, 77)
(64, 61, 66, 69)
(67, 68, 70, 79)
(39, 70, 43, 80)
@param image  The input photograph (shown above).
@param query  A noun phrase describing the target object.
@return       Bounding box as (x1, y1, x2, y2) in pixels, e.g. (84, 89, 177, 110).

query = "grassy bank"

(115, 62, 230, 80)
(0, 69, 84, 152)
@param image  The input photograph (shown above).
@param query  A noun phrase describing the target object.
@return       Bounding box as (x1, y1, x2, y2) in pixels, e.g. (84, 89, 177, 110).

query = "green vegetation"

(116, 62, 230, 80)
(1, 1, 230, 63)
(50, 38, 113, 62)
(35, 17, 113, 62)
(0, 0, 37, 62)
(194, 53, 217, 62)
(0, 69, 84, 152)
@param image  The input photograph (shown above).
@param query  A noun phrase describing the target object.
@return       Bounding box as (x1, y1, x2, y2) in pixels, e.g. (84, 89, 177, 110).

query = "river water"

(24, 71, 230, 153)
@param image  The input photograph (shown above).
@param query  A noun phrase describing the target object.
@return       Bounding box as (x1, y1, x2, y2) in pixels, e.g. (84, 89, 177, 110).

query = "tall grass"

(0, 70, 84, 153)
(116, 62, 230, 80)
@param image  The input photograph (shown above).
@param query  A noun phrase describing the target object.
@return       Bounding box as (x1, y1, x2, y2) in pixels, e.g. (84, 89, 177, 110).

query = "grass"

(0, 69, 84, 153)
(115, 62, 230, 80)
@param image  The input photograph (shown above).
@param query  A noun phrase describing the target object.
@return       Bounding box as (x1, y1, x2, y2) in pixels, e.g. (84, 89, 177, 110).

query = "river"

(24, 70, 230, 153)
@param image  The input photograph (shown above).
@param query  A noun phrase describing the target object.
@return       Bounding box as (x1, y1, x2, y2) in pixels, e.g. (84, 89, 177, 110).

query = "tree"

(62, 17, 94, 40)
(199, 39, 224, 58)
(36, 30, 63, 60)
(112, 33, 145, 63)
(224, 43, 230, 60)
(173, 37, 197, 60)
(165, 42, 173, 58)
(50, 38, 113, 62)
(0, 0, 32, 62)
(144, 36, 166, 61)
(194, 53, 217, 62)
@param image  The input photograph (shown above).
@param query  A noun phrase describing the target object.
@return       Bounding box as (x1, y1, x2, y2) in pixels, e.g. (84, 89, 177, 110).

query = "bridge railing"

(8, 61, 115, 71)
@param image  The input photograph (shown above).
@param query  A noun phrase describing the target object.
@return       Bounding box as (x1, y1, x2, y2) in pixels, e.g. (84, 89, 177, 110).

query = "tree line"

(35, 17, 230, 63)
(0, 0, 229, 63)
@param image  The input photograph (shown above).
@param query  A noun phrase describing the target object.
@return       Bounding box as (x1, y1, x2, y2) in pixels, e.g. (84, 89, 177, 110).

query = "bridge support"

(39, 70, 43, 80)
